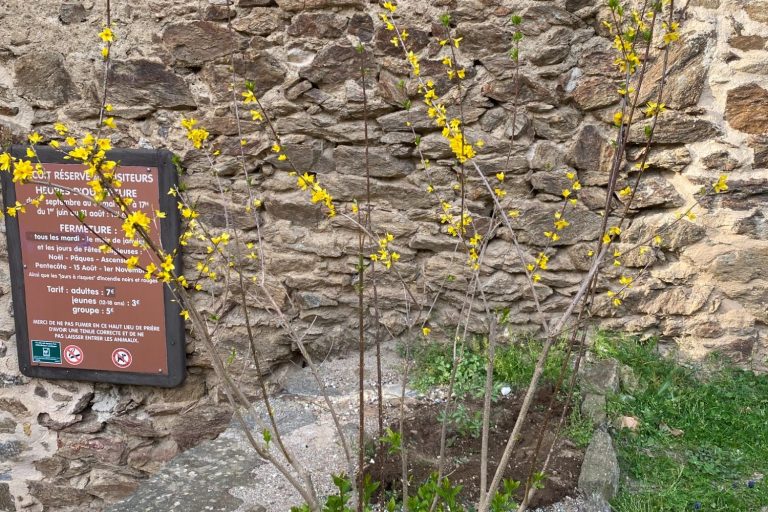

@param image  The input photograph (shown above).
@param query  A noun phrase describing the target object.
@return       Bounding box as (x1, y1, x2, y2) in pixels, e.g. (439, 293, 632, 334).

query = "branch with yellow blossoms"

(178, 68, 367, 496)
(386, 10, 553, 334)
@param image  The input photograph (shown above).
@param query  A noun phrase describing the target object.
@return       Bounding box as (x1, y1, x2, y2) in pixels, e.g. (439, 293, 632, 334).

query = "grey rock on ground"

(580, 359, 620, 395)
(577, 430, 620, 503)
(580, 393, 607, 426)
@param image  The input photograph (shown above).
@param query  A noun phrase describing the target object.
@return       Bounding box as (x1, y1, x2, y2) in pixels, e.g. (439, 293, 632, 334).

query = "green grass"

(410, 341, 489, 398)
(600, 333, 768, 511)
(562, 395, 594, 449)
(409, 336, 569, 398)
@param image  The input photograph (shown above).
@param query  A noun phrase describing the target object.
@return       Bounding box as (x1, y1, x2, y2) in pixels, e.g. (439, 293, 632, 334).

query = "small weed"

(438, 404, 483, 439)
(493, 337, 569, 388)
(410, 342, 488, 398)
(601, 334, 768, 511)
(406, 473, 463, 512)
(380, 427, 402, 455)
(562, 399, 593, 448)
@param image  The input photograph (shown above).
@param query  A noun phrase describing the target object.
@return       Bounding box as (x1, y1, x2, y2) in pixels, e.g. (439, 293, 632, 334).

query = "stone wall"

(0, 0, 766, 510)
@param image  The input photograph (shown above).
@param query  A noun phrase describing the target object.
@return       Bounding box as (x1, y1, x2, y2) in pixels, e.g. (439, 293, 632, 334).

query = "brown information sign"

(3, 147, 185, 387)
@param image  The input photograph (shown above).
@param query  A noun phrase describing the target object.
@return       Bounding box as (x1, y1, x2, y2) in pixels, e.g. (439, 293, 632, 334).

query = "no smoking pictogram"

(112, 348, 133, 369)
(64, 345, 84, 366)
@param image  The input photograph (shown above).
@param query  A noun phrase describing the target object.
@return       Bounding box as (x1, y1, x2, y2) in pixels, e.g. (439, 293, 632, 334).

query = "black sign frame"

(2, 146, 186, 387)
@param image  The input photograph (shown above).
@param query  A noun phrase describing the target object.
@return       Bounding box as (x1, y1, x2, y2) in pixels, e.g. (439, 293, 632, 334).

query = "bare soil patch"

(370, 385, 584, 509)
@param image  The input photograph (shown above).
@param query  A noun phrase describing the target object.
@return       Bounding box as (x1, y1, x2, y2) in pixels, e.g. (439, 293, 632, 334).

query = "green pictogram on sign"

(31, 340, 62, 364)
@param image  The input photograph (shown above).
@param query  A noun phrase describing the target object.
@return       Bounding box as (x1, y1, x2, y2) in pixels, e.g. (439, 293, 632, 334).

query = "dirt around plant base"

(369, 385, 585, 509)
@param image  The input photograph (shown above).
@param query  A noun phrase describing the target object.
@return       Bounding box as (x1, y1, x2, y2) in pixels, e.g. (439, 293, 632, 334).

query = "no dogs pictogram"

(112, 348, 133, 369)
(64, 345, 84, 366)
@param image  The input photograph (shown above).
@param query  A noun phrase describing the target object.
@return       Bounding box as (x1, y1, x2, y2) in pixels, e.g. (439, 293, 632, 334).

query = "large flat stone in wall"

(528, 27, 573, 66)
(334, 145, 414, 178)
(725, 282, 768, 324)
(709, 247, 768, 283)
(231, 7, 285, 36)
(276, 0, 364, 11)
(287, 12, 347, 39)
(376, 108, 436, 132)
(626, 146, 692, 173)
(725, 83, 768, 135)
(618, 174, 683, 209)
(233, 52, 287, 95)
(529, 140, 567, 171)
(506, 200, 603, 246)
(628, 111, 720, 144)
(13, 52, 78, 107)
(170, 405, 232, 451)
(569, 75, 620, 111)
(300, 43, 374, 85)
(85, 469, 140, 501)
(531, 107, 583, 142)
(530, 168, 573, 196)
(567, 124, 615, 183)
(630, 285, 713, 316)
(624, 213, 706, 251)
(162, 21, 240, 66)
(522, 5, 583, 35)
(28, 482, 93, 509)
(745, 1, 768, 23)
(107, 60, 196, 110)
(456, 22, 514, 57)
(729, 35, 768, 51)
(482, 75, 557, 105)
(639, 33, 709, 109)
(58, 1, 87, 24)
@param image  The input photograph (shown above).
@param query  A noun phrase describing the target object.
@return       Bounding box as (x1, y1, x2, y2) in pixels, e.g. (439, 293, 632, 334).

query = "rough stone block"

(162, 21, 240, 66)
(581, 393, 607, 426)
(13, 52, 78, 107)
(726, 83, 768, 135)
(580, 358, 620, 395)
(0, 483, 12, 512)
(578, 429, 620, 502)
(59, 2, 87, 24)
(107, 60, 196, 110)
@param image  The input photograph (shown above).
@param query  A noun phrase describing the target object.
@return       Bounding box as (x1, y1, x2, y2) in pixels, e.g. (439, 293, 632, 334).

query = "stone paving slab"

(107, 399, 316, 512)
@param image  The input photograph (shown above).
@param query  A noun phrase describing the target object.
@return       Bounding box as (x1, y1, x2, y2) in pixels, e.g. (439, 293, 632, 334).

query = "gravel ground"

(231, 343, 409, 511)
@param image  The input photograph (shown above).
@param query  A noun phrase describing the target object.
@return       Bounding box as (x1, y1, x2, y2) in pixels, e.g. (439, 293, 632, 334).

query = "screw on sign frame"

(1, 147, 186, 387)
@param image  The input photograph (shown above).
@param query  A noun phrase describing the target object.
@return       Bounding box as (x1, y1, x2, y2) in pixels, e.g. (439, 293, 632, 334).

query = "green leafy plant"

(438, 404, 483, 439)
(489, 478, 521, 512)
(380, 427, 402, 455)
(411, 342, 488, 398)
(412, 337, 570, 396)
(291, 474, 376, 512)
(406, 474, 464, 512)
(561, 396, 594, 449)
